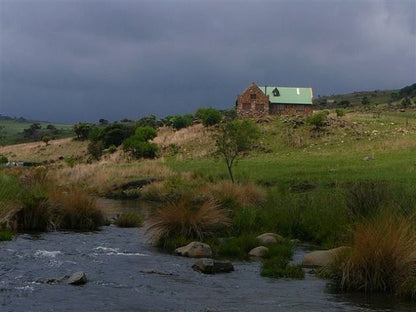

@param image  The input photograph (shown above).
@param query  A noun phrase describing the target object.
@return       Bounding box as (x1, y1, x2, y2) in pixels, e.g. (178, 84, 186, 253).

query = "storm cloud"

(1, 0, 415, 123)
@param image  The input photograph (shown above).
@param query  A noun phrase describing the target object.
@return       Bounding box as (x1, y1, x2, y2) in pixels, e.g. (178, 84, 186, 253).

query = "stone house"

(236, 82, 313, 118)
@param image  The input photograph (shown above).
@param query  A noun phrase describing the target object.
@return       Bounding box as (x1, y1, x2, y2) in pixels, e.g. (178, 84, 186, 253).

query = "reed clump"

(201, 180, 266, 207)
(331, 211, 416, 299)
(146, 195, 230, 247)
(50, 189, 104, 231)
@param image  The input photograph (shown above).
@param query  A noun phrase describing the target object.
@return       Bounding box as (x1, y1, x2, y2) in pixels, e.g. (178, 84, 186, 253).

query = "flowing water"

(1, 200, 415, 312)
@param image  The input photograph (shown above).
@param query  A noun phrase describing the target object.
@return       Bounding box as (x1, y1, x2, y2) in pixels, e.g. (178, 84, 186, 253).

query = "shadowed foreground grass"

(324, 211, 416, 299)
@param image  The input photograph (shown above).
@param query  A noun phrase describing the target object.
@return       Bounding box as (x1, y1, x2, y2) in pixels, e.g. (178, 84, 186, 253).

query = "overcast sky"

(1, 0, 415, 123)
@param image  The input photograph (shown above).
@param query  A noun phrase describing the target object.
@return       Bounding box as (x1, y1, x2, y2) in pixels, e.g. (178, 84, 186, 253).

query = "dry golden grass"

(146, 196, 231, 245)
(339, 211, 416, 298)
(0, 138, 88, 163)
(199, 180, 266, 207)
(53, 159, 175, 195)
(49, 189, 104, 231)
(154, 124, 215, 159)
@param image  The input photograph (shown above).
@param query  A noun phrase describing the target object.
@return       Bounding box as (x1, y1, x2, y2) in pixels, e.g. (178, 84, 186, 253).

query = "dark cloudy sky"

(1, 0, 415, 123)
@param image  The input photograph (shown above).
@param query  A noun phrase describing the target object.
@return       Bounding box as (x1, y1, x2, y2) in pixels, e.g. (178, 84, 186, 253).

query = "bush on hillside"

(73, 122, 93, 140)
(122, 126, 158, 159)
(137, 115, 160, 129)
(195, 108, 222, 127)
(307, 111, 328, 130)
(0, 155, 8, 164)
(335, 109, 346, 118)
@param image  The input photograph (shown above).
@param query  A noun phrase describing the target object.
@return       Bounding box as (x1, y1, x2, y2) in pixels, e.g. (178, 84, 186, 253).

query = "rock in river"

(67, 271, 88, 285)
(248, 246, 269, 258)
(302, 246, 350, 268)
(175, 242, 212, 258)
(256, 233, 284, 246)
(192, 259, 234, 274)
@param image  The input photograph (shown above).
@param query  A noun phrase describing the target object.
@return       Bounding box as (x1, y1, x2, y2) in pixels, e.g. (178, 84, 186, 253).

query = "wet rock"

(36, 276, 68, 284)
(192, 258, 234, 274)
(175, 242, 212, 258)
(248, 246, 268, 258)
(256, 233, 284, 246)
(302, 246, 350, 268)
(67, 271, 88, 285)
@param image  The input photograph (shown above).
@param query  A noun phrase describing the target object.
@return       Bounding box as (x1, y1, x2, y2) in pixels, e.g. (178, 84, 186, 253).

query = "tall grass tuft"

(346, 181, 393, 220)
(202, 181, 266, 207)
(334, 211, 416, 299)
(51, 189, 104, 231)
(146, 196, 230, 247)
(17, 184, 51, 232)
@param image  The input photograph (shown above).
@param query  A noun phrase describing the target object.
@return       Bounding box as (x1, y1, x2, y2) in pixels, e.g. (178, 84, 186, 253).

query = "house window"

(277, 104, 285, 110)
(242, 103, 251, 110)
(255, 104, 264, 111)
(250, 94, 257, 100)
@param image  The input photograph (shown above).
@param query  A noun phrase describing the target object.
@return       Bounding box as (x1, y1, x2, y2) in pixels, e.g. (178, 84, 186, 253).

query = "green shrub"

(88, 140, 105, 160)
(169, 115, 194, 130)
(230, 207, 261, 236)
(65, 156, 76, 167)
(262, 187, 349, 247)
(261, 259, 304, 279)
(18, 186, 51, 232)
(346, 181, 393, 220)
(195, 108, 222, 127)
(0, 230, 13, 241)
(123, 139, 158, 159)
(261, 241, 304, 279)
(136, 115, 159, 129)
(123, 126, 158, 159)
(213, 235, 259, 260)
(335, 109, 346, 117)
(114, 213, 143, 228)
(307, 111, 328, 129)
(0, 155, 8, 164)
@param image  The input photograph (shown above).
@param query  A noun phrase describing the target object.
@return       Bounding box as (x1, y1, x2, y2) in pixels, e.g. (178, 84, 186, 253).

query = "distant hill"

(0, 116, 74, 145)
(314, 83, 416, 108)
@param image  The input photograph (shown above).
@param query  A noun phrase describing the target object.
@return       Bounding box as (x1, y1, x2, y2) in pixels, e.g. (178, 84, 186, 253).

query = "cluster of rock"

(175, 242, 234, 274)
(174, 235, 349, 274)
(248, 233, 285, 258)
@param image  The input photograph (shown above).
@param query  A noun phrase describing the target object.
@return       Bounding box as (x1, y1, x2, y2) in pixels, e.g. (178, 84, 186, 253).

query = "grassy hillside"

(0, 117, 74, 145)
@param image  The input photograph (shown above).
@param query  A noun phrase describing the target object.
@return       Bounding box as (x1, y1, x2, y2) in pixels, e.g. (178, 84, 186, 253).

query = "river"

(0, 200, 414, 312)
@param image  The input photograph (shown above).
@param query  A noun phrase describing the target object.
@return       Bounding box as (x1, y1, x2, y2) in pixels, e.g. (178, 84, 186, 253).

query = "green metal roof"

(258, 86, 313, 105)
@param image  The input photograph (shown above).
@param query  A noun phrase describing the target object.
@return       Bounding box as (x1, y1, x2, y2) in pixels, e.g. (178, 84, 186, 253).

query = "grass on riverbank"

(323, 210, 416, 299)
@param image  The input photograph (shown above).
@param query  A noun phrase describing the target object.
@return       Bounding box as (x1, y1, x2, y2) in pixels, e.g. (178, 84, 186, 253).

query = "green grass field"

(166, 109, 416, 185)
(0, 119, 74, 145)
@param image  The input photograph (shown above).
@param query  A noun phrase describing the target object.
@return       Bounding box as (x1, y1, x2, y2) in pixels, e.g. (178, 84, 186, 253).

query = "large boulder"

(67, 271, 88, 285)
(256, 233, 284, 246)
(248, 246, 269, 258)
(301, 246, 350, 268)
(192, 259, 234, 274)
(175, 242, 212, 258)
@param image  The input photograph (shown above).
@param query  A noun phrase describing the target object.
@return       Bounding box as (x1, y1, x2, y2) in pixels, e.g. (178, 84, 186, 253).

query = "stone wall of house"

(236, 83, 269, 118)
(269, 104, 313, 116)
